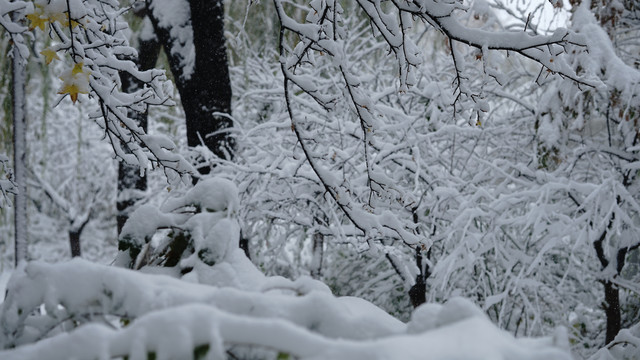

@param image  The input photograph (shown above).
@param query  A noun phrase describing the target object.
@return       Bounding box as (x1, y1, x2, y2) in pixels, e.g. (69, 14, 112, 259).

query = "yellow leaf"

(49, 12, 67, 24)
(26, 12, 47, 31)
(72, 62, 85, 75)
(58, 83, 88, 104)
(40, 48, 60, 65)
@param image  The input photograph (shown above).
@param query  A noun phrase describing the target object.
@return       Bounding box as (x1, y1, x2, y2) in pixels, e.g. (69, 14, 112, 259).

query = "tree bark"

(593, 226, 625, 345)
(186, 0, 233, 162)
(12, 35, 28, 267)
(409, 246, 430, 308)
(310, 231, 324, 279)
(142, 0, 242, 259)
(409, 209, 429, 308)
(239, 231, 251, 260)
(603, 280, 621, 344)
(68, 213, 91, 258)
(147, 0, 234, 175)
(68, 230, 82, 258)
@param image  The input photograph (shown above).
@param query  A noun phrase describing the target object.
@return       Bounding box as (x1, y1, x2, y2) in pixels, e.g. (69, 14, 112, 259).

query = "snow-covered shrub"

(0, 254, 574, 359)
(0, 258, 575, 360)
(0, 175, 572, 359)
(117, 177, 240, 270)
(220, 0, 598, 339)
(221, 2, 640, 355)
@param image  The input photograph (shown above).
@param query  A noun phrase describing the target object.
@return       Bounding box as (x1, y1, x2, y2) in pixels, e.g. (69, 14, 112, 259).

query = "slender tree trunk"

(69, 230, 81, 258)
(409, 246, 430, 308)
(594, 226, 626, 344)
(12, 38, 27, 267)
(117, 25, 161, 235)
(310, 231, 324, 279)
(408, 209, 429, 308)
(603, 280, 621, 344)
(68, 213, 91, 258)
(239, 231, 251, 259)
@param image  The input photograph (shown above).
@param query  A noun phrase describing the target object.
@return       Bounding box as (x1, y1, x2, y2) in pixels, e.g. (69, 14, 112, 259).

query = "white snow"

(0, 259, 572, 360)
(148, 0, 195, 80)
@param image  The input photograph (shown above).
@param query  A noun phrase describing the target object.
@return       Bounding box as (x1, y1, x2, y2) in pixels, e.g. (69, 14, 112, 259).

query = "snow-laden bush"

(116, 177, 240, 270)
(0, 178, 572, 359)
(593, 322, 640, 360)
(0, 261, 574, 359)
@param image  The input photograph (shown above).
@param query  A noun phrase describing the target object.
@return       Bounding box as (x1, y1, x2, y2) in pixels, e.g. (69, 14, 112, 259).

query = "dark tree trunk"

(593, 225, 627, 345)
(69, 230, 81, 257)
(409, 246, 430, 308)
(147, 0, 234, 175)
(143, 0, 243, 258)
(117, 30, 161, 235)
(239, 232, 251, 260)
(408, 281, 426, 308)
(186, 0, 233, 161)
(69, 213, 91, 258)
(603, 280, 621, 344)
(408, 209, 429, 308)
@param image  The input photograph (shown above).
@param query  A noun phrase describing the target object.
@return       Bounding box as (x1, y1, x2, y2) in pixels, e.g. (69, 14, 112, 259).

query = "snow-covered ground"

(0, 258, 573, 360)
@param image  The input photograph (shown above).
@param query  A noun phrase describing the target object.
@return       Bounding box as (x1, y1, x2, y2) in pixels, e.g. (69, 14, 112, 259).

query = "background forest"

(0, 0, 639, 359)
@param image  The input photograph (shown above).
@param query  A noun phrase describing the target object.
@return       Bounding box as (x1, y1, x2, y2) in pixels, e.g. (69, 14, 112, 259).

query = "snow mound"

(0, 259, 571, 359)
(407, 297, 486, 333)
(162, 177, 239, 214)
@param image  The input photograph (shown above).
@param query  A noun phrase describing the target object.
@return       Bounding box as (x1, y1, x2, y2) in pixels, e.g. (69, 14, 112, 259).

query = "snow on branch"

(15, 0, 195, 182)
(0, 258, 572, 359)
(275, 0, 423, 250)
(0, 0, 30, 61)
(0, 155, 17, 209)
(272, 0, 597, 251)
